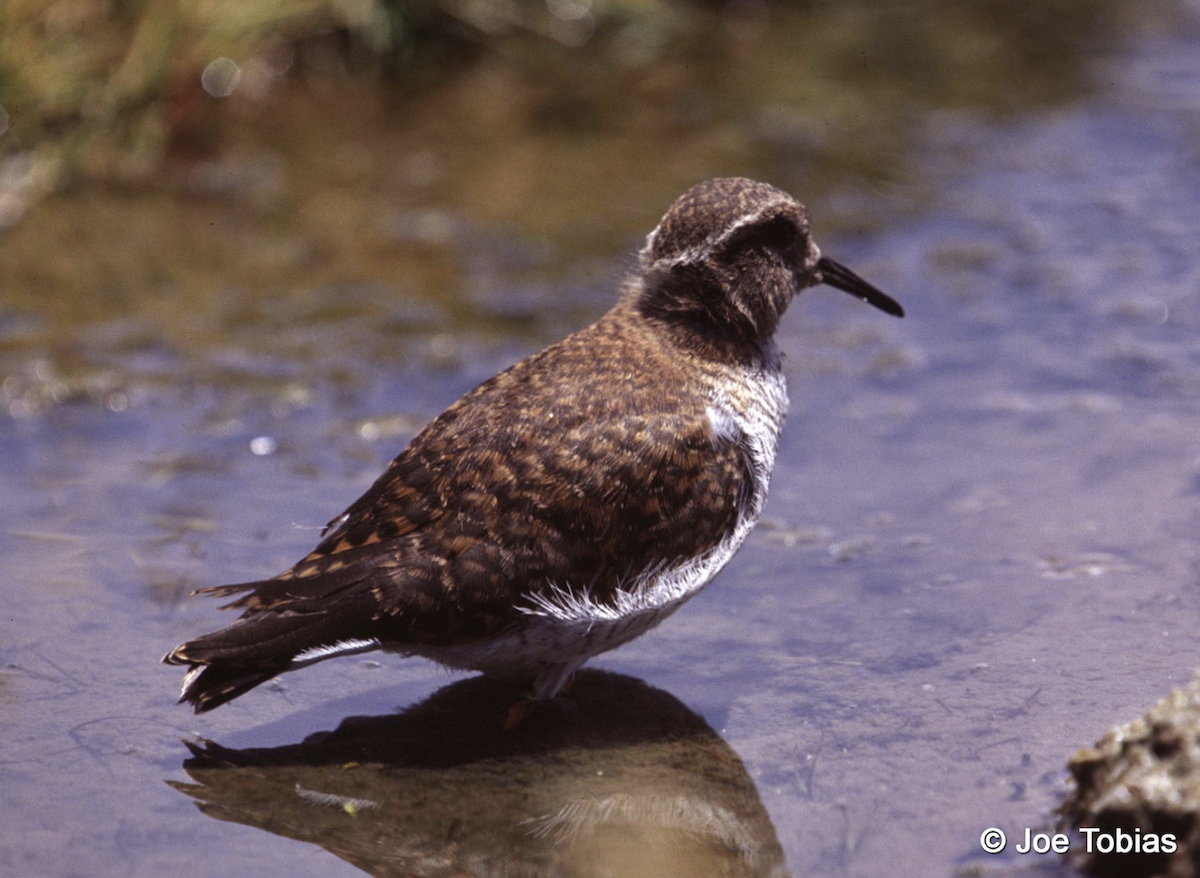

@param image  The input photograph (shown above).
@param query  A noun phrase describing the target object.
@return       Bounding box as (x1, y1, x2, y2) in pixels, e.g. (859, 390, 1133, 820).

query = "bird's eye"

(723, 216, 799, 259)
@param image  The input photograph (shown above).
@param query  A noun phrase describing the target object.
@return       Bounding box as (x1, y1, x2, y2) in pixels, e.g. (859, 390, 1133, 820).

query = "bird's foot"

(504, 697, 534, 731)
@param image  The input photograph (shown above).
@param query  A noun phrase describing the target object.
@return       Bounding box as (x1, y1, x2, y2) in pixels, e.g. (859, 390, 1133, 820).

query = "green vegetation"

(1, 0, 1125, 195)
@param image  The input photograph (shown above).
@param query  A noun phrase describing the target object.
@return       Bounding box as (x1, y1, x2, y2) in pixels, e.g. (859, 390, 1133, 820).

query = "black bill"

(817, 256, 904, 318)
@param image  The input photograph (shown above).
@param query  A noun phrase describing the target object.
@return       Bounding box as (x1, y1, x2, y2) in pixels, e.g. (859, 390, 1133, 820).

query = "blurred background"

(3, 1, 1200, 876)
(0, 0, 1140, 352)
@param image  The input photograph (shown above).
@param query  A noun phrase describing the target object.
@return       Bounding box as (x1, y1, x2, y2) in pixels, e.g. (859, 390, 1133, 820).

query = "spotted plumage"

(164, 177, 903, 712)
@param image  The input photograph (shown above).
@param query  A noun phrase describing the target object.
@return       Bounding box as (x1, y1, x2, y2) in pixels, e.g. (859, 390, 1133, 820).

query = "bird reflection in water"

(169, 671, 790, 877)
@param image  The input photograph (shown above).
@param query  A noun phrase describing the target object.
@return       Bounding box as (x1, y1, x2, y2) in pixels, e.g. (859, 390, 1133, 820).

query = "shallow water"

(4, 3, 1200, 877)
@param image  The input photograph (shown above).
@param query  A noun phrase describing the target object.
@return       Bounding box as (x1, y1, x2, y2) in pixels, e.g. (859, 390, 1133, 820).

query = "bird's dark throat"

(634, 264, 779, 366)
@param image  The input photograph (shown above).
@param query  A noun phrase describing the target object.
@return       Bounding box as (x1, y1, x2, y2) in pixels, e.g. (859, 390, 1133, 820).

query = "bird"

(164, 177, 904, 713)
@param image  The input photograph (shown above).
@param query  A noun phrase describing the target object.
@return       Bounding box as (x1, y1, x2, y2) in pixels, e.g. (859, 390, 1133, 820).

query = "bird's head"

(635, 177, 902, 359)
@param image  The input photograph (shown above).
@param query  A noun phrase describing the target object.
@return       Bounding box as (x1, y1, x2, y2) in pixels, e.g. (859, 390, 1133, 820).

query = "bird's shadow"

(169, 670, 790, 877)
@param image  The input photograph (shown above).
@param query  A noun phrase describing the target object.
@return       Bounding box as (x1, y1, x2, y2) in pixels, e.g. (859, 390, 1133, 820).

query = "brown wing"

(167, 309, 753, 711)
(212, 309, 751, 642)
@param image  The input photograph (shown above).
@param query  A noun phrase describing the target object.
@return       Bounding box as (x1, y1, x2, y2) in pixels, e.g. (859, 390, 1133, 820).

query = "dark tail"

(164, 588, 380, 713)
(166, 661, 286, 714)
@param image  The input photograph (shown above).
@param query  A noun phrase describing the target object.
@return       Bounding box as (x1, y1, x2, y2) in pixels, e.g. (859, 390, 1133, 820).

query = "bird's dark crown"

(631, 177, 821, 362)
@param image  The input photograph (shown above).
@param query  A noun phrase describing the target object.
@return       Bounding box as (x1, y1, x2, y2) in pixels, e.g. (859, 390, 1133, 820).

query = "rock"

(1062, 674, 1200, 878)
